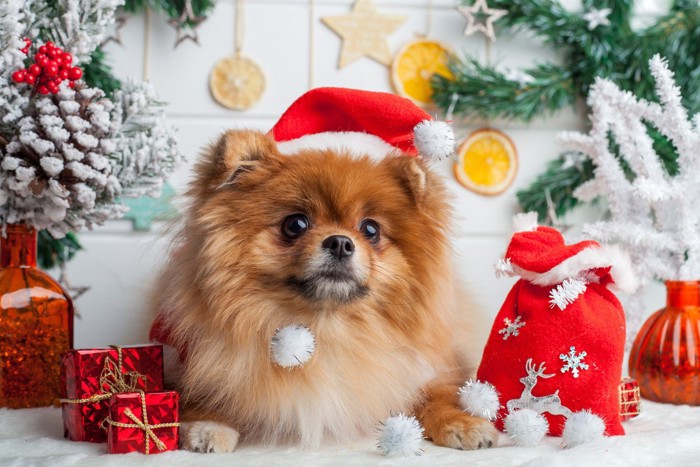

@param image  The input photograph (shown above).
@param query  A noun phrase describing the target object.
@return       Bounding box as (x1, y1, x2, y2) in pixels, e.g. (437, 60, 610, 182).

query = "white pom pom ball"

(413, 120, 454, 161)
(270, 324, 315, 368)
(562, 410, 605, 448)
(458, 380, 501, 420)
(377, 413, 424, 457)
(504, 409, 548, 447)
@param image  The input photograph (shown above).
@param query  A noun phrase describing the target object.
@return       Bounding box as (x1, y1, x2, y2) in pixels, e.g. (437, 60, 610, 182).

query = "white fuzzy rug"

(1, 401, 698, 467)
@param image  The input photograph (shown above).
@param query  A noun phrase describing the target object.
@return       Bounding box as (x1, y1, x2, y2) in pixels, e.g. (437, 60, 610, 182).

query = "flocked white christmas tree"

(559, 55, 700, 343)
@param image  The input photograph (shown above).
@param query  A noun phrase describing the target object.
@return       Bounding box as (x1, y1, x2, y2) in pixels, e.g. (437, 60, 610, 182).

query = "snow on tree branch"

(42, 0, 125, 63)
(0, 1, 182, 238)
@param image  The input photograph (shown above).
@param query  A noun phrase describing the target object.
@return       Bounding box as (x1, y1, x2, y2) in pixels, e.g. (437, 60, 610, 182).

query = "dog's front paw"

(181, 421, 241, 453)
(432, 414, 497, 450)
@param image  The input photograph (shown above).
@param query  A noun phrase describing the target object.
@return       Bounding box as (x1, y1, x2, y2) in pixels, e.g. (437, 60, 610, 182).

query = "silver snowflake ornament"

(498, 315, 525, 340)
(559, 346, 589, 378)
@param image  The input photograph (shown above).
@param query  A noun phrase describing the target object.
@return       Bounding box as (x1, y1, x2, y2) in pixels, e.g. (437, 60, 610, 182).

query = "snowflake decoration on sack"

(559, 55, 700, 343)
(498, 315, 525, 340)
(559, 346, 589, 378)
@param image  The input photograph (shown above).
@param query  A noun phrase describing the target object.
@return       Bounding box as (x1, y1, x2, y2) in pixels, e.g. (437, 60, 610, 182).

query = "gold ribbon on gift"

(102, 390, 180, 455)
(60, 345, 148, 405)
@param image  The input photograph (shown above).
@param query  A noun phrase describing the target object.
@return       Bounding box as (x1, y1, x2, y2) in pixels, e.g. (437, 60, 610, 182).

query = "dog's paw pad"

(437, 416, 498, 451)
(181, 421, 240, 453)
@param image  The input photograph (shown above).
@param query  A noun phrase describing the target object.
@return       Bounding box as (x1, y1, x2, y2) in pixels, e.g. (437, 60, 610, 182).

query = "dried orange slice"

(454, 129, 518, 195)
(391, 38, 453, 107)
(210, 55, 266, 110)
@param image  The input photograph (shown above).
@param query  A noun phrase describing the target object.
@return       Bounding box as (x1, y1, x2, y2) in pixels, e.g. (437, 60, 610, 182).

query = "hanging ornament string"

(209, 0, 266, 110)
(143, 7, 152, 82)
(390, 0, 452, 108)
(424, 0, 433, 37)
(308, 0, 315, 89)
(234, 0, 244, 56)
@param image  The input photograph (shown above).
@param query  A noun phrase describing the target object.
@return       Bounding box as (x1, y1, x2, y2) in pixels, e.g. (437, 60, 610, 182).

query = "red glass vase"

(629, 281, 700, 405)
(0, 224, 74, 408)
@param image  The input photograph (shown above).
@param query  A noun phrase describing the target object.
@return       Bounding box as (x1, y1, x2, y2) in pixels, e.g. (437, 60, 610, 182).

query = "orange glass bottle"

(0, 224, 74, 408)
(629, 281, 700, 405)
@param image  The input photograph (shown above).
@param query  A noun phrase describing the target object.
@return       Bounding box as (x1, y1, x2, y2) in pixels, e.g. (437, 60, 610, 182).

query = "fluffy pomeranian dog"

(151, 127, 497, 453)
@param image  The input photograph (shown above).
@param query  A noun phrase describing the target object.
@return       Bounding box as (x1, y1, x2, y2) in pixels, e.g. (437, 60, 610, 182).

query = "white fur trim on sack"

(511, 244, 639, 293)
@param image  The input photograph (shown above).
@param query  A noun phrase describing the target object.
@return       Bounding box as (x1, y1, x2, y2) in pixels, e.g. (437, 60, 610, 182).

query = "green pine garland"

(123, 0, 215, 28)
(432, 0, 700, 222)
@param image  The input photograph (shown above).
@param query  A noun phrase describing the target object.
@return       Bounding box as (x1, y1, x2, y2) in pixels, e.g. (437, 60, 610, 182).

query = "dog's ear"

(206, 130, 280, 189)
(384, 156, 429, 204)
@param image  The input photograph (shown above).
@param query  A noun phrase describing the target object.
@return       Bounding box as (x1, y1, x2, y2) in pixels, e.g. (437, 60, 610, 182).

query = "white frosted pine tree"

(0, 0, 182, 238)
(559, 55, 700, 343)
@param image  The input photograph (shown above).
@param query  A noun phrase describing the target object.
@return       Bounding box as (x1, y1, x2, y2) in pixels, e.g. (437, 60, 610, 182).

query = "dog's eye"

(359, 219, 380, 244)
(282, 214, 310, 239)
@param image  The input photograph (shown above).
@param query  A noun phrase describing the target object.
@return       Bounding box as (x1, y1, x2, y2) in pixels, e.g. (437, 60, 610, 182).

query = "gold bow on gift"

(60, 345, 147, 405)
(102, 390, 180, 455)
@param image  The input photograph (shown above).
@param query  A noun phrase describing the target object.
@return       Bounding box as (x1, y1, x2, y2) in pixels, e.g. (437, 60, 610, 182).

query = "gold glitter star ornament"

(458, 0, 507, 41)
(322, 0, 407, 68)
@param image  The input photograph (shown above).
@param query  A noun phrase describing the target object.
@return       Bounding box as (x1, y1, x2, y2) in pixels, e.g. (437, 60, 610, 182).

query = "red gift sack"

(105, 390, 180, 454)
(477, 214, 637, 437)
(60, 345, 164, 442)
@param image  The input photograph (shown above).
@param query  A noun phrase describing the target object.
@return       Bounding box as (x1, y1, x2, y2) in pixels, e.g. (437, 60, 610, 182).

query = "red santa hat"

(495, 212, 638, 294)
(269, 87, 454, 161)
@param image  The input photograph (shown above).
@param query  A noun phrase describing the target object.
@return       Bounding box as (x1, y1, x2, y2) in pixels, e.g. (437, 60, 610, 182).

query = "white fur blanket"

(1, 401, 698, 466)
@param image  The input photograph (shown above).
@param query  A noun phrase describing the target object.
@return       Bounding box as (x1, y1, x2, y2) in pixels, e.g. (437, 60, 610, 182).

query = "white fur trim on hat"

(276, 131, 399, 160)
(510, 244, 639, 293)
(413, 120, 454, 161)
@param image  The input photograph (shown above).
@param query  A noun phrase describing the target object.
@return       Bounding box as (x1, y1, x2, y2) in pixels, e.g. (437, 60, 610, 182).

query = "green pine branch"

(440, 1, 700, 224)
(82, 48, 122, 97)
(124, 0, 215, 27)
(516, 156, 594, 222)
(432, 59, 577, 122)
(37, 231, 83, 270)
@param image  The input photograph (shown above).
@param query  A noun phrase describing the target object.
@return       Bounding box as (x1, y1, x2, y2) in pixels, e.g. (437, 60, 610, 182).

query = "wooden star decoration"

(458, 0, 507, 41)
(322, 0, 407, 68)
(101, 16, 127, 47)
(168, 0, 207, 47)
(57, 265, 90, 316)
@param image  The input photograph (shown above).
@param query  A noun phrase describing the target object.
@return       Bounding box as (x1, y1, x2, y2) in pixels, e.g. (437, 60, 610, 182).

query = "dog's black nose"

(322, 235, 355, 260)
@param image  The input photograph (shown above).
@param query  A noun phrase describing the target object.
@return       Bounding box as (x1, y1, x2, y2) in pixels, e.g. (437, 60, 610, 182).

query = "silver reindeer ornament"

(507, 359, 573, 418)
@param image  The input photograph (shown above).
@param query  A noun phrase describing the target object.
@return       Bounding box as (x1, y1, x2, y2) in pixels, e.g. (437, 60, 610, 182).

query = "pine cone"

(0, 82, 123, 236)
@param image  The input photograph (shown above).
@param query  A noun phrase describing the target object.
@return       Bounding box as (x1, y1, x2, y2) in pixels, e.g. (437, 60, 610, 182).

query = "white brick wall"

(69, 0, 668, 347)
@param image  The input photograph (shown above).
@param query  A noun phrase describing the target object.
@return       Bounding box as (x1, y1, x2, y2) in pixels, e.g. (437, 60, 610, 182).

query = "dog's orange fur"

(153, 130, 496, 450)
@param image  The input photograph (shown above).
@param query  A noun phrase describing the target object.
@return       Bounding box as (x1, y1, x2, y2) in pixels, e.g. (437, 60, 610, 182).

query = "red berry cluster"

(20, 38, 31, 55)
(11, 40, 83, 95)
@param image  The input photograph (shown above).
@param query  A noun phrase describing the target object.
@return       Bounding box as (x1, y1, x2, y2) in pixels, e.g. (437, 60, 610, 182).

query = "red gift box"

(105, 390, 179, 454)
(619, 377, 641, 421)
(60, 345, 164, 442)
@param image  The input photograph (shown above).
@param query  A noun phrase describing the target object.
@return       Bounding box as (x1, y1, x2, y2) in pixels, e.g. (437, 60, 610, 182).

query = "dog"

(151, 129, 497, 453)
